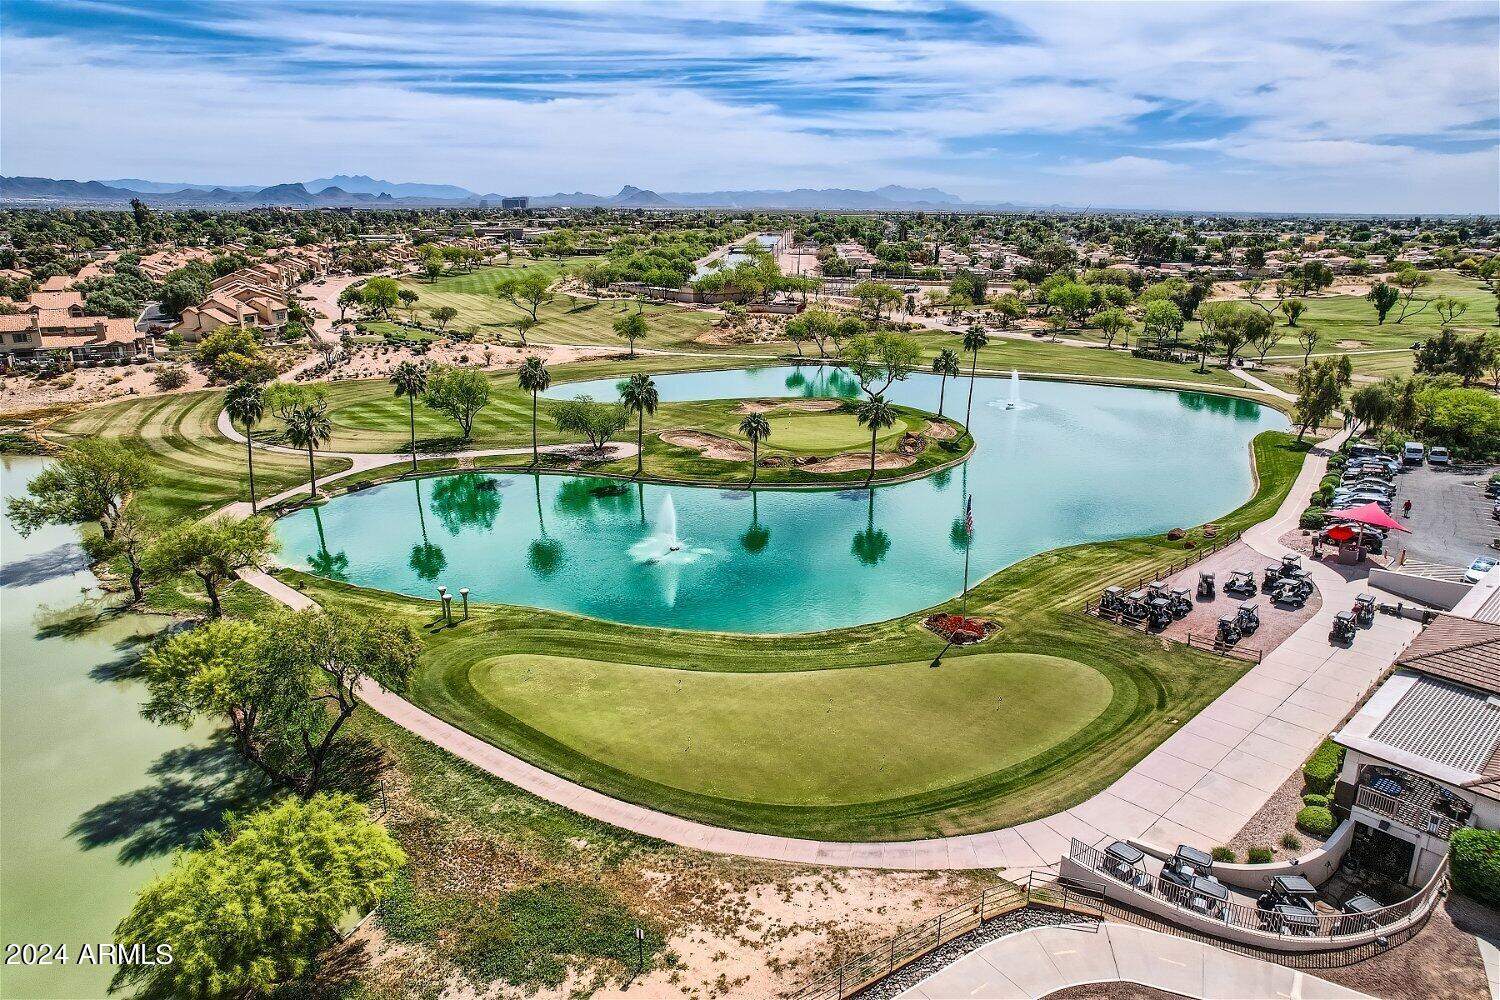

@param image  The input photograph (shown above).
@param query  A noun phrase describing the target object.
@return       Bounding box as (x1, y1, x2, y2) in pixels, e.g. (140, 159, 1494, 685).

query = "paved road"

(1391, 462, 1498, 567)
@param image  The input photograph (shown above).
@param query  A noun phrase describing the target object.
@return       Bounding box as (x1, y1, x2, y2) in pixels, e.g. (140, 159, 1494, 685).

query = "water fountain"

(628, 494, 711, 606)
(1006, 369, 1021, 409)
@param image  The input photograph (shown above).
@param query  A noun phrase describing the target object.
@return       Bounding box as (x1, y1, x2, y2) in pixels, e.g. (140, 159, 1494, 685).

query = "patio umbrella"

(1325, 524, 1357, 543)
(1339, 502, 1410, 533)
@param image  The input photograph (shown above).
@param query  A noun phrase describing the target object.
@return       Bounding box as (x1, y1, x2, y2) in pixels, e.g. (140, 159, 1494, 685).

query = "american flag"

(965, 494, 974, 536)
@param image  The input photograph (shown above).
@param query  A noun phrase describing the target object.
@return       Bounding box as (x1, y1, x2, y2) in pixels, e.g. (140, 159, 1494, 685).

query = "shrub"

(1449, 829, 1500, 908)
(1328, 453, 1347, 470)
(1281, 833, 1303, 851)
(1302, 739, 1343, 795)
(152, 365, 188, 391)
(1302, 793, 1330, 809)
(1211, 846, 1235, 863)
(1300, 506, 1326, 530)
(1247, 847, 1273, 865)
(1296, 806, 1336, 836)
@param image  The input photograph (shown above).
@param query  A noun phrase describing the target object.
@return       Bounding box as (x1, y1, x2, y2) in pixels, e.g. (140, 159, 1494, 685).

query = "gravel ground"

(1315, 895, 1498, 1000)
(856, 908, 1095, 999)
(1223, 768, 1329, 861)
(1149, 542, 1321, 657)
(1045, 984, 1182, 999)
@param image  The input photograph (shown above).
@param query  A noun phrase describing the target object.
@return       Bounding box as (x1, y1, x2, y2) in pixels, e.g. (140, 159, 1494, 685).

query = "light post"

(634, 926, 645, 981)
(459, 587, 470, 620)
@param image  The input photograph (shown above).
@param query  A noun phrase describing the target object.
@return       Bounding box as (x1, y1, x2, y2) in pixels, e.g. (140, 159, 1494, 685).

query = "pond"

(275, 368, 1285, 633)
(0, 457, 253, 999)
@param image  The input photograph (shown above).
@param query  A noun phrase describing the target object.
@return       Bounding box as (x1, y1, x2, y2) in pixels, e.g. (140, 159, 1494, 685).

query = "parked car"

(1427, 446, 1451, 466)
(1347, 444, 1381, 460)
(1402, 441, 1426, 465)
(1466, 557, 1498, 584)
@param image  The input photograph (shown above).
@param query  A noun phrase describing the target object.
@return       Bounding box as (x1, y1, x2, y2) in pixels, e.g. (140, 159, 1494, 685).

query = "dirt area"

(1149, 542, 1321, 657)
(660, 429, 752, 461)
(1224, 768, 1329, 860)
(1317, 896, 1498, 1000)
(1278, 527, 1390, 586)
(694, 320, 784, 347)
(733, 399, 840, 414)
(1208, 278, 1375, 302)
(311, 341, 614, 383)
(1046, 984, 1181, 1000)
(0, 361, 212, 416)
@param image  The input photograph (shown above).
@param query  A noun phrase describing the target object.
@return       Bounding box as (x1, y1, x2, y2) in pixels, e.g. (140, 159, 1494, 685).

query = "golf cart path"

(235, 415, 1420, 871)
(897, 921, 1370, 999)
(1228, 367, 1296, 401)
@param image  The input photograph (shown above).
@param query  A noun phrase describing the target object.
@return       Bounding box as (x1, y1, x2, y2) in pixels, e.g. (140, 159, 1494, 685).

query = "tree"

(619, 372, 658, 476)
(336, 284, 362, 322)
(398, 287, 420, 320)
(140, 606, 419, 793)
(851, 281, 902, 324)
(1197, 301, 1253, 365)
(990, 293, 1027, 328)
(553, 396, 629, 453)
(144, 515, 275, 616)
(361, 276, 400, 319)
(388, 362, 428, 471)
(1094, 307, 1131, 348)
(1142, 299, 1184, 345)
(738, 412, 771, 485)
(1291, 357, 1346, 441)
(1295, 325, 1322, 366)
(495, 269, 554, 322)
(6, 438, 153, 542)
(856, 395, 898, 483)
(1348, 383, 1394, 436)
(1293, 260, 1334, 295)
(961, 325, 988, 438)
(513, 315, 537, 346)
(1391, 266, 1433, 323)
(429, 305, 458, 332)
(224, 380, 265, 513)
(1280, 299, 1307, 327)
(1046, 280, 1094, 328)
(614, 312, 648, 358)
(931, 348, 961, 416)
(112, 794, 404, 1000)
(1365, 281, 1399, 324)
(786, 309, 838, 357)
(1434, 296, 1468, 326)
(84, 502, 159, 603)
(283, 401, 333, 496)
(421, 246, 446, 282)
(194, 325, 274, 384)
(842, 330, 921, 399)
(1251, 317, 1286, 362)
(516, 356, 551, 465)
(422, 365, 491, 440)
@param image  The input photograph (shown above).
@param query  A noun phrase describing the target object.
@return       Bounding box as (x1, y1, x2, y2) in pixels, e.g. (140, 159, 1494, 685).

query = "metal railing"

(1069, 838, 1448, 944)
(1354, 784, 1462, 840)
(786, 870, 1105, 1000)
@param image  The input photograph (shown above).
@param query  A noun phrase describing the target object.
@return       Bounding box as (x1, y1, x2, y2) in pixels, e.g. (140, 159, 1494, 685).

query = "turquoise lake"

(275, 367, 1286, 632)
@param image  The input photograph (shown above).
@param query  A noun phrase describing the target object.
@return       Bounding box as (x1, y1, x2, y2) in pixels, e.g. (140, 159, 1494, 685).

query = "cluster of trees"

(1414, 329, 1500, 387)
(194, 324, 276, 383)
(1348, 373, 1500, 458)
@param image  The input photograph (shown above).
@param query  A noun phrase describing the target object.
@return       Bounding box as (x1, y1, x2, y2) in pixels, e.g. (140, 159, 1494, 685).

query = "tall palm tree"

(738, 411, 771, 486)
(961, 326, 989, 439)
(284, 402, 333, 498)
(389, 362, 428, 472)
(856, 394, 897, 483)
(932, 348, 960, 417)
(517, 357, 551, 466)
(224, 380, 265, 513)
(619, 372, 658, 476)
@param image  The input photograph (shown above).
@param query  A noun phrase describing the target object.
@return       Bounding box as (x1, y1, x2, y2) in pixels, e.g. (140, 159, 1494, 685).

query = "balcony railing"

(1354, 783, 1462, 840)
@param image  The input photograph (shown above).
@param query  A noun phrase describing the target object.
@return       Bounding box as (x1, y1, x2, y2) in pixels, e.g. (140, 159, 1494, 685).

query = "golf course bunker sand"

(801, 450, 916, 473)
(468, 652, 1113, 805)
(660, 429, 752, 461)
(734, 398, 842, 414)
(925, 419, 958, 440)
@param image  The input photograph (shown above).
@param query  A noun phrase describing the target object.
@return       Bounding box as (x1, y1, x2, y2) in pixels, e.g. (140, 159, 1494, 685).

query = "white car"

(1428, 446, 1451, 465)
(1402, 442, 1425, 465)
(1466, 557, 1498, 584)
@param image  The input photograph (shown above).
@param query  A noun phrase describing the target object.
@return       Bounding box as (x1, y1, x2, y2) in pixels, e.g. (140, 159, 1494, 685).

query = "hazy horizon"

(2, 1, 1497, 214)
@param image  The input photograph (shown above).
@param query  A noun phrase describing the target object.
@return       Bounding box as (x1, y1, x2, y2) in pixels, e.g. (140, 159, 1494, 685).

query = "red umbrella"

(1339, 501, 1411, 533)
(1325, 524, 1356, 542)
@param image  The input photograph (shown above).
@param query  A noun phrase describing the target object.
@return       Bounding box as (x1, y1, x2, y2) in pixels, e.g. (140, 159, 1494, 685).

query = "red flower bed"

(923, 613, 997, 644)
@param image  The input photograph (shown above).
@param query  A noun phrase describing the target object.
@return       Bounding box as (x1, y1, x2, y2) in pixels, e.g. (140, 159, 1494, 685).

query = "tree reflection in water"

(850, 488, 891, 566)
(307, 506, 349, 581)
(740, 491, 770, 554)
(430, 473, 501, 535)
(528, 475, 563, 577)
(407, 480, 447, 581)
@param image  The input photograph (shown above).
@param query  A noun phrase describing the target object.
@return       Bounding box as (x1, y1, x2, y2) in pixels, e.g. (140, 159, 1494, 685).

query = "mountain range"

(0, 175, 980, 210)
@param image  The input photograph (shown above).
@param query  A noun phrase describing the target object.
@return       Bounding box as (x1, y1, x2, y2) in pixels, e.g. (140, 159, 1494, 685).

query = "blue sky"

(2, 0, 1497, 212)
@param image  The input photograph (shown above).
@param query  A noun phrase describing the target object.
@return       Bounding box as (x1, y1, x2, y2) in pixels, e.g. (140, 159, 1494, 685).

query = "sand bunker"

(733, 398, 841, 414)
(660, 430, 752, 461)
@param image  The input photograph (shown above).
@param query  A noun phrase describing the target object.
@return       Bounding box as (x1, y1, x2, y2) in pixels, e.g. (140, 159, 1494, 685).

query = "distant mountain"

(98, 178, 263, 194)
(305, 174, 478, 200)
(656, 186, 967, 209)
(531, 185, 676, 208)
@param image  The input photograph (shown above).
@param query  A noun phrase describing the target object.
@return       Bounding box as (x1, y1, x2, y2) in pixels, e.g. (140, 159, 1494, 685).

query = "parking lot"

(1391, 462, 1498, 567)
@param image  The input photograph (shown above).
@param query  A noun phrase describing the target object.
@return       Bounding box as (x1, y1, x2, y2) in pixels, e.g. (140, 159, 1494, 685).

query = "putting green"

(468, 652, 1112, 805)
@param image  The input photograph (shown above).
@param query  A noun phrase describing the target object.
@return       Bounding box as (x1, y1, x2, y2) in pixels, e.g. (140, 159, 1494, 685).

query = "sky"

(2, 0, 1497, 213)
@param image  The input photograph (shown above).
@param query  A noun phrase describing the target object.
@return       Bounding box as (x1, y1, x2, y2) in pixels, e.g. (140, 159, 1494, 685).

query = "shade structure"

(1338, 501, 1410, 533)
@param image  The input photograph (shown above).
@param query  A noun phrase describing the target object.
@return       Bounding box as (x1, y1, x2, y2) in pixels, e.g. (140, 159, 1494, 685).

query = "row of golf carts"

(1099, 842, 1383, 936)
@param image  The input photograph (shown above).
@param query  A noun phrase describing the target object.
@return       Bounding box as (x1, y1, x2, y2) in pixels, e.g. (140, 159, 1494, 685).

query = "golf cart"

(1225, 568, 1257, 597)
(1217, 615, 1242, 645)
(1147, 596, 1175, 631)
(1263, 563, 1285, 590)
(1353, 593, 1377, 627)
(1257, 874, 1321, 935)
(1098, 585, 1126, 616)
(1197, 571, 1216, 600)
(1161, 845, 1215, 891)
(1280, 553, 1302, 575)
(1100, 841, 1152, 891)
(1272, 578, 1309, 608)
(1121, 590, 1150, 624)
(1236, 601, 1260, 635)
(1330, 611, 1357, 644)
(1340, 893, 1381, 931)
(1169, 586, 1193, 617)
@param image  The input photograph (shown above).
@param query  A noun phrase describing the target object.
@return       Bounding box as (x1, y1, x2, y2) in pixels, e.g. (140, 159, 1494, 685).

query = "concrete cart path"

(1230, 366, 1296, 402)
(898, 922, 1370, 999)
(235, 417, 1420, 870)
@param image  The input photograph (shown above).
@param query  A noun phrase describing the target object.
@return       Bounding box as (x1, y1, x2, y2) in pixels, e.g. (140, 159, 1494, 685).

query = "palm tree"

(932, 348, 960, 417)
(389, 362, 428, 471)
(224, 380, 265, 513)
(619, 372, 658, 476)
(284, 402, 333, 498)
(738, 411, 771, 485)
(856, 394, 897, 483)
(961, 325, 989, 438)
(517, 357, 551, 466)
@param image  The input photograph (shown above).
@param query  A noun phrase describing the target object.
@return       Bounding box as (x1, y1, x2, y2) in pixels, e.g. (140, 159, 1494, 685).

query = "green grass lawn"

(294, 429, 1310, 840)
(904, 331, 1246, 388)
(49, 390, 351, 520)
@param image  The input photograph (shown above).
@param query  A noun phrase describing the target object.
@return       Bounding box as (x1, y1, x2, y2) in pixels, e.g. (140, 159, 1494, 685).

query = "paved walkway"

(231, 412, 1421, 870)
(1229, 366, 1296, 402)
(897, 922, 1369, 999)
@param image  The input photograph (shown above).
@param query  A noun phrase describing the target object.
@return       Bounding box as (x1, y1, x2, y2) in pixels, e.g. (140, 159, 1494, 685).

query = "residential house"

(0, 288, 153, 364)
